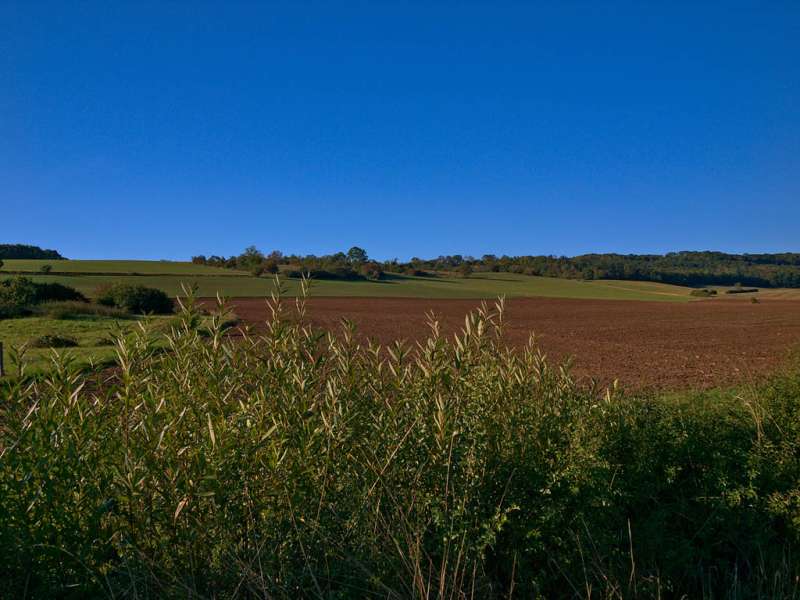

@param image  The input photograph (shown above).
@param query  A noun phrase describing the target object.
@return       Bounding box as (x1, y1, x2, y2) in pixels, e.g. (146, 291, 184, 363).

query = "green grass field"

(0, 259, 243, 275)
(0, 315, 141, 374)
(2, 260, 695, 301)
(15, 272, 692, 301)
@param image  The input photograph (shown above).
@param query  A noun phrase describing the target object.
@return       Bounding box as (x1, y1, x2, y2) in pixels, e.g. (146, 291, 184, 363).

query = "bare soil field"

(218, 296, 800, 391)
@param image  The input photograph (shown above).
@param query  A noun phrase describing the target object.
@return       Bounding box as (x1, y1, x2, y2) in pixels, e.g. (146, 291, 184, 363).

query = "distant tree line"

(192, 248, 800, 287)
(399, 251, 800, 287)
(0, 244, 64, 260)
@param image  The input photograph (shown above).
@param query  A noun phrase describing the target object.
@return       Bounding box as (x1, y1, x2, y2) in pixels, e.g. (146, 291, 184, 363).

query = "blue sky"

(2, 2, 798, 260)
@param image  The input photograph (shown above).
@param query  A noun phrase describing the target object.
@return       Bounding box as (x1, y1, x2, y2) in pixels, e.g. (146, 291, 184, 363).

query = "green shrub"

(95, 283, 173, 314)
(0, 278, 86, 319)
(1, 291, 799, 598)
(264, 259, 280, 274)
(690, 288, 717, 297)
(29, 334, 79, 348)
(0, 277, 38, 318)
(359, 260, 383, 280)
(33, 282, 86, 303)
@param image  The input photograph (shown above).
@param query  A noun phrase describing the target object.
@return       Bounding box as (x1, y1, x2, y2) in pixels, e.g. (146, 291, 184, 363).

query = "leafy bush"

(0, 277, 38, 318)
(263, 259, 280, 274)
(29, 334, 79, 348)
(285, 267, 362, 281)
(359, 260, 383, 280)
(33, 282, 86, 303)
(0, 278, 86, 319)
(726, 287, 759, 294)
(95, 283, 173, 314)
(1, 292, 799, 598)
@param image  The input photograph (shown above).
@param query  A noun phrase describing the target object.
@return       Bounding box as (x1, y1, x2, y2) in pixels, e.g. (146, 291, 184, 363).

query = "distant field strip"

(0, 259, 245, 275)
(3, 265, 695, 301)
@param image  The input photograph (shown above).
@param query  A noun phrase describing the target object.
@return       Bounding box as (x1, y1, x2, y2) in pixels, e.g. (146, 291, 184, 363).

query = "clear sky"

(2, 2, 798, 261)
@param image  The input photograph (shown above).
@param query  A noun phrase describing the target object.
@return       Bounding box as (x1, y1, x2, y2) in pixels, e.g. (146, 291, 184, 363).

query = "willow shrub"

(1, 285, 799, 599)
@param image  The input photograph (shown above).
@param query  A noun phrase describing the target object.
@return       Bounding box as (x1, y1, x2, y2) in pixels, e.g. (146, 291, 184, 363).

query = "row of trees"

(192, 248, 800, 287)
(404, 251, 800, 287)
(192, 246, 385, 280)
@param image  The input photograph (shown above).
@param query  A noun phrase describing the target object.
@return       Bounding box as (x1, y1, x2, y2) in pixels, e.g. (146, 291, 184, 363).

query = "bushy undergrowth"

(95, 283, 173, 314)
(0, 277, 86, 318)
(32, 300, 133, 320)
(1, 287, 799, 598)
(690, 288, 717, 297)
(28, 334, 79, 348)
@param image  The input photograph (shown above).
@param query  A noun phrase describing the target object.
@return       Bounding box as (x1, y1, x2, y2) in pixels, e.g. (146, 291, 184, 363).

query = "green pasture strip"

(0, 315, 182, 375)
(6, 272, 694, 301)
(0, 259, 247, 276)
(0, 315, 135, 374)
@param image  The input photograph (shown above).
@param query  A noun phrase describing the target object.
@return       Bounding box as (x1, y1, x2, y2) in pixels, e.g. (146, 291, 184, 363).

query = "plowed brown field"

(218, 296, 800, 391)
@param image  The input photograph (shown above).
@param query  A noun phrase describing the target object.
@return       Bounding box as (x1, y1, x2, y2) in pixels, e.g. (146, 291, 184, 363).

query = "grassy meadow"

(2, 292, 799, 598)
(0, 259, 244, 275)
(0, 315, 129, 374)
(0, 314, 181, 375)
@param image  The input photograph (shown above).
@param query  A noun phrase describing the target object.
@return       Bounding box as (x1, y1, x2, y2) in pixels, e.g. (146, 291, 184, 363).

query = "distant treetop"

(0, 244, 65, 260)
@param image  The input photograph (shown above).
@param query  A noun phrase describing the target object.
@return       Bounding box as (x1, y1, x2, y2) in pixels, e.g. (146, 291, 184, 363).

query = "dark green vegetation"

(0, 277, 174, 320)
(0, 244, 64, 261)
(29, 334, 79, 348)
(194, 245, 384, 281)
(2, 292, 799, 598)
(690, 288, 717, 297)
(0, 277, 175, 373)
(196, 248, 800, 288)
(401, 251, 800, 287)
(0, 277, 86, 318)
(95, 283, 174, 314)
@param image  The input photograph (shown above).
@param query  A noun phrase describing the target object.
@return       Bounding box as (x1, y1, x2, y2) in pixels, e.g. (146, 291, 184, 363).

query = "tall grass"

(1, 283, 799, 598)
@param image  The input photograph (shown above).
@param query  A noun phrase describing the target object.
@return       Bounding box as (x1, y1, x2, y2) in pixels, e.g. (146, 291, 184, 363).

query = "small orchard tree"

(360, 261, 383, 280)
(264, 259, 280, 275)
(239, 246, 265, 269)
(347, 247, 369, 265)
